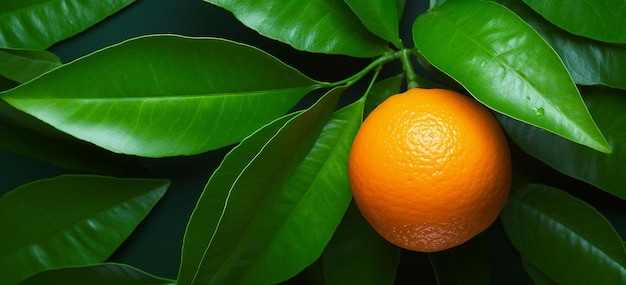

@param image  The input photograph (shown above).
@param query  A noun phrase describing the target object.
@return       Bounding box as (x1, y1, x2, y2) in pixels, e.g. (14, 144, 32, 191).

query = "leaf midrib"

(226, 108, 358, 282)
(435, 6, 560, 112)
(188, 115, 296, 285)
(0, 185, 162, 268)
(431, 2, 610, 152)
(515, 195, 626, 279)
(3, 86, 319, 102)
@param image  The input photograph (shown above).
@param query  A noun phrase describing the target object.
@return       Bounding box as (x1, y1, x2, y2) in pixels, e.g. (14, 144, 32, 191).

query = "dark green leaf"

(396, 0, 406, 23)
(205, 0, 389, 57)
(498, 87, 626, 199)
(323, 201, 400, 285)
(19, 263, 175, 285)
(0, 175, 170, 285)
(428, 235, 490, 285)
(0, 101, 144, 175)
(521, 259, 557, 285)
(178, 87, 359, 285)
(0, 75, 18, 91)
(364, 73, 403, 116)
(413, 0, 611, 153)
(0, 35, 321, 157)
(0, 48, 61, 83)
(323, 75, 400, 285)
(0, 0, 135, 49)
(522, 0, 626, 44)
(344, 0, 402, 48)
(501, 184, 626, 284)
(500, 0, 626, 91)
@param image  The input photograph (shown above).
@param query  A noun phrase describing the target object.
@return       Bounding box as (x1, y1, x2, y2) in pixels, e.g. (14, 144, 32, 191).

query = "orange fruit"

(348, 88, 511, 252)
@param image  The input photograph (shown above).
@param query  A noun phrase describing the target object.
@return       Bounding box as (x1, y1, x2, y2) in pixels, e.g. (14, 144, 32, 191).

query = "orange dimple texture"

(349, 88, 511, 252)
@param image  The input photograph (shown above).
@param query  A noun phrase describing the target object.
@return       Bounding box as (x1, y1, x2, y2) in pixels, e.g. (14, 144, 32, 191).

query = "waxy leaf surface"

(0, 48, 61, 83)
(0, 101, 144, 175)
(323, 81, 400, 285)
(205, 0, 389, 57)
(344, 0, 402, 47)
(523, 0, 626, 43)
(0, 0, 135, 49)
(178, 87, 359, 284)
(0, 35, 320, 157)
(501, 0, 626, 91)
(498, 87, 626, 199)
(501, 184, 626, 284)
(413, 0, 610, 153)
(0, 175, 169, 285)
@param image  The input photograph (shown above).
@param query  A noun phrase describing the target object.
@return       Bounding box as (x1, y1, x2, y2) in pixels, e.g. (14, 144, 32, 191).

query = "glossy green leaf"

(205, 0, 389, 57)
(428, 235, 490, 285)
(323, 77, 400, 285)
(500, 0, 626, 91)
(344, 0, 402, 48)
(323, 201, 400, 285)
(0, 35, 321, 157)
(178, 87, 359, 285)
(19, 263, 175, 285)
(0, 175, 169, 285)
(0, 101, 144, 175)
(521, 259, 557, 285)
(0, 48, 61, 83)
(522, 0, 626, 44)
(501, 184, 626, 284)
(0, 0, 135, 49)
(498, 87, 626, 199)
(413, 0, 611, 153)
(364, 73, 404, 116)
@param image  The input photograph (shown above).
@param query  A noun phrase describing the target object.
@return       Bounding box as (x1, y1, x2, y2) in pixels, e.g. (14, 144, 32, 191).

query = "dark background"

(2, 0, 624, 284)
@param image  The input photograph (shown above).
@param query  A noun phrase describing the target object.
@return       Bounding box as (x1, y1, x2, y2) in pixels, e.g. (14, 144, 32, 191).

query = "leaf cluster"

(1, 0, 626, 284)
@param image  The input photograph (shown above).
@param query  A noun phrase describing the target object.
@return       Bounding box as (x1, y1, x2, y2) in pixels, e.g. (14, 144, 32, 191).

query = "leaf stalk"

(323, 51, 400, 88)
(400, 48, 420, 89)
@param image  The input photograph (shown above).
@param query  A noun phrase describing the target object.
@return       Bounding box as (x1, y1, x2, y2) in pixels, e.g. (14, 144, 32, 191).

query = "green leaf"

(0, 35, 321, 157)
(323, 201, 400, 285)
(501, 184, 626, 284)
(413, 0, 611, 153)
(344, 0, 402, 48)
(364, 73, 404, 116)
(428, 235, 490, 285)
(430, 0, 448, 9)
(500, 0, 626, 91)
(498, 87, 626, 199)
(0, 175, 170, 285)
(18, 263, 175, 285)
(396, 0, 407, 23)
(0, 48, 61, 83)
(178, 87, 359, 285)
(0, 0, 135, 49)
(204, 0, 389, 57)
(0, 75, 18, 91)
(521, 259, 557, 285)
(0, 101, 144, 175)
(522, 0, 626, 44)
(323, 75, 400, 285)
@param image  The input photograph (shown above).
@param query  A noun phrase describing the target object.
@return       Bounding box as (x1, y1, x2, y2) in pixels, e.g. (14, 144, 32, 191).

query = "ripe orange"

(348, 88, 511, 252)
